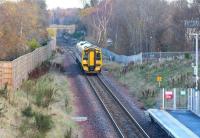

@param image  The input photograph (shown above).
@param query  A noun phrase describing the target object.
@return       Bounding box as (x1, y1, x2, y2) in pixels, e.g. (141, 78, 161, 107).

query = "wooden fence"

(0, 39, 56, 91)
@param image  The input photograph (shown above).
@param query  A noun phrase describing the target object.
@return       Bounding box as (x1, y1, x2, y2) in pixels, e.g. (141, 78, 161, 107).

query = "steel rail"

(86, 75, 150, 138)
(64, 45, 149, 138)
(86, 76, 124, 138)
(98, 74, 150, 138)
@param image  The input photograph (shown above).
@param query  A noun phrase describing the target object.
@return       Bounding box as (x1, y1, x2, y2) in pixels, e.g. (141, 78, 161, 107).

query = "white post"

(191, 89, 194, 111)
(197, 92, 199, 114)
(188, 89, 191, 110)
(190, 33, 199, 114)
(195, 34, 199, 114)
(141, 52, 143, 64)
(162, 88, 165, 110)
(195, 34, 199, 90)
(173, 88, 176, 110)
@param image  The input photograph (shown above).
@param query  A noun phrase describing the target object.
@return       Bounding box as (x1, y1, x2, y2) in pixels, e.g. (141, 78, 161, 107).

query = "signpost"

(156, 75, 162, 87)
(180, 90, 186, 96)
(165, 91, 173, 100)
(184, 20, 200, 28)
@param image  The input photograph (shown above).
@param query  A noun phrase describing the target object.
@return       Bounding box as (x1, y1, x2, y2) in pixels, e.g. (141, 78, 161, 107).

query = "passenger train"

(75, 41, 103, 74)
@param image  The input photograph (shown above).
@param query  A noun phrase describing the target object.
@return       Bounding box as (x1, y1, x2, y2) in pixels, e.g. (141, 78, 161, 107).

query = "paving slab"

(168, 110, 200, 137)
(148, 109, 199, 138)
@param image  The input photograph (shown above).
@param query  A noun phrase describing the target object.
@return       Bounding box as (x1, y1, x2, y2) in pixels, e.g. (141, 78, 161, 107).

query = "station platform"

(148, 109, 199, 138)
(168, 110, 200, 137)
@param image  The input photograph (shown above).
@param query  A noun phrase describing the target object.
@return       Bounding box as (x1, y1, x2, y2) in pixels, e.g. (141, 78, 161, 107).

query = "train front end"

(81, 47, 102, 74)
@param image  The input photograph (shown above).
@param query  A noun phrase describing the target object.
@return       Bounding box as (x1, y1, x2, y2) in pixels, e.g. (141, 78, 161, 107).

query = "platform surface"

(168, 110, 200, 137)
(148, 109, 199, 138)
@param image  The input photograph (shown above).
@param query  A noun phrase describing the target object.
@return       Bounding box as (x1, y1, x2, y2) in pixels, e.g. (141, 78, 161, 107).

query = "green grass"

(35, 113, 53, 133)
(104, 59, 195, 108)
(18, 72, 78, 137)
(22, 106, 34, 117)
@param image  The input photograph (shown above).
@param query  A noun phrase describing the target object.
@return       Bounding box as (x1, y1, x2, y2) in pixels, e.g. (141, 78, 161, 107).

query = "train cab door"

(89, 50, 95, 66)
(88, 49, 96, 71)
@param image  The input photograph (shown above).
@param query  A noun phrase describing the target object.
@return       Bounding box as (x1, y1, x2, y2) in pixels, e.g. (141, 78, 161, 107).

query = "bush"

(22, 106, 34, 117)
(64, 128, 72, 138)
(19, 119, 31, 135)
(47, 28, 56, 38)
(35, 86, 56, 108)
(184, 53, 191, 59)
(143, 97, 156, 109)
(0, 83, 8, 99)
(35, 113, 53, 132)
(27, 39, 41, 51)
(28, 61, 50, 80)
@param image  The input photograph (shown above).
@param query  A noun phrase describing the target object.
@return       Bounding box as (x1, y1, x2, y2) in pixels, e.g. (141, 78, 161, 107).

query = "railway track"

(63, 44, 149, 138)
(86, 74, 150, 138)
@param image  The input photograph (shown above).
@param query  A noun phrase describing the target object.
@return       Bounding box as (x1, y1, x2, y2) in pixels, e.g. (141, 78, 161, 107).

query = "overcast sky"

(46, 0, 192, 9)
(46, 0, 83, 9)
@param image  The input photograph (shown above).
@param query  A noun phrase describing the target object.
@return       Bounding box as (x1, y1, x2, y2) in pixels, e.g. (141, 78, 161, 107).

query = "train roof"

(76, 41, 100, 51)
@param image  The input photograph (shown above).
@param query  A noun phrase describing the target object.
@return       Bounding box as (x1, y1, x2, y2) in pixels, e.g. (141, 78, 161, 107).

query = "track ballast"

(86, 74, 150, 138)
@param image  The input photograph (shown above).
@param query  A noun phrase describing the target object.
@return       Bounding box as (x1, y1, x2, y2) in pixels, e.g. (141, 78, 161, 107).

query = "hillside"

(104, 59, 195, 108)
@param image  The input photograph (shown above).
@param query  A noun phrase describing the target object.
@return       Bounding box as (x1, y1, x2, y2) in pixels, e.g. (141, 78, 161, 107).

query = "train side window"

(96, 53, 101, 60)
(83, 53, 88, 60)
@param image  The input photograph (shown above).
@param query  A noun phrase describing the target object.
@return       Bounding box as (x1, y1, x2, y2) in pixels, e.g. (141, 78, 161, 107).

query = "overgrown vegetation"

(64, 128, 72, 138)
(35, 113, 53, 133)
(0, 83, 8, 99)
(47, 28, 57, 38)
(105, 59, 195, 108)
(27, 39, 41, 51)
(28, 61, 51, 79)
(0, 71, 79, 138)
(21, 73, 78, 137)
(22, 106, 34, 117)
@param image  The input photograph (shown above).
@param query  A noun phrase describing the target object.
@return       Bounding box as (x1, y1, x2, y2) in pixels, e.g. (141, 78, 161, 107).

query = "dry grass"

(104, 59, 194, 108)
(0, 72, 80, 138)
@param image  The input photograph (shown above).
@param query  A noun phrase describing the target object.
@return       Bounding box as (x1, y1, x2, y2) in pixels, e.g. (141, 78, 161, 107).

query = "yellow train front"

(75, 41, 103, 74)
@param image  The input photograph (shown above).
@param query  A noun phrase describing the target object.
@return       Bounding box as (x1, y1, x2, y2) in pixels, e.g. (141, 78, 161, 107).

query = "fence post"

(196, 91, 199, 114)
(187, 88, 191, 110)
(191, 89, 194, 111)
(173, 88, 176, 110)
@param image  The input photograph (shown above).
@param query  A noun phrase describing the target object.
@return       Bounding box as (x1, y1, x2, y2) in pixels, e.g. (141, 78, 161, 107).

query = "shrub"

(27, 39, 41, 51)
(184, 53, 191, 59)
(22, 106, 34, 117)
(28, 61, 50, 80)
(19, 119, 31, 135)
(64, 128, 72, 138)
(35, 86, 56, 108)
(22, 80, 35, 92)
(47, 28, 56, 38)
(0, 83, 8, 99)
(143, 97, 156, 109)
(35, 113, 53, 132)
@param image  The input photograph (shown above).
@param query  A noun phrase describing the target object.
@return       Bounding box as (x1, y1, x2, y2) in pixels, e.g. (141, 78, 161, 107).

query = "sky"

(45, 0, 193, 9)
(46, 0, 83, 9)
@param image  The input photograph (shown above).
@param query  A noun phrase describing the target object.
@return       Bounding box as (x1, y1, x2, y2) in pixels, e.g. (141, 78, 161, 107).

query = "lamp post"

(190, 33, 199, 113)
(190, 33, 199, 90)
(148, 36, 152, 53)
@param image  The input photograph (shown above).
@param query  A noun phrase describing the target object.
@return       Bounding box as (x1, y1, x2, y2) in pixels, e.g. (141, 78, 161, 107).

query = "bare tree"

(81, 0, 200, 54)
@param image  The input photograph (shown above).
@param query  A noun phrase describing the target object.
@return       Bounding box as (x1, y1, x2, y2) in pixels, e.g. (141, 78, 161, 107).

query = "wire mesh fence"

(103, 49, 195, 64)
(159, 88, 200, 117)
